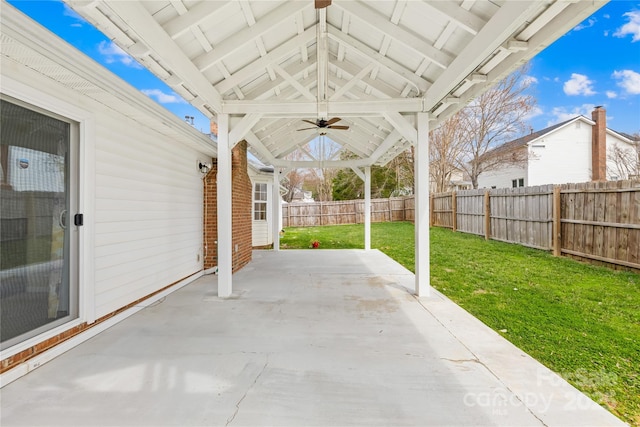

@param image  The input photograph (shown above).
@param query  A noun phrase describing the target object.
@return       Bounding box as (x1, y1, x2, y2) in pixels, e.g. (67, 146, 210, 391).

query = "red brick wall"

(203, 140, 253, 273)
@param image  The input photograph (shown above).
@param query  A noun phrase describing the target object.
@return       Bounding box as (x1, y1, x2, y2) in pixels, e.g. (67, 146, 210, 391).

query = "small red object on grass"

(311, 240, 320, 248)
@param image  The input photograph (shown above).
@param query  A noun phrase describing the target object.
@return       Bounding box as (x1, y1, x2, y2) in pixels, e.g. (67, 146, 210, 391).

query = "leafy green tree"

(332, 164, 398, 200)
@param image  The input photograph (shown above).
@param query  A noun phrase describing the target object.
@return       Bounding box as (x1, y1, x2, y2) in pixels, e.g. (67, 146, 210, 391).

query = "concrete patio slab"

(0, 250, 625, 426)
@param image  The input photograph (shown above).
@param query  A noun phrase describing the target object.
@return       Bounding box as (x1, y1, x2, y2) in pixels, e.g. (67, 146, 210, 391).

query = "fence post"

(484, 191, 491, 240)
(451, 191, 457, 232)
(429, 194, 434, 226)
(553, 186, 561, 256)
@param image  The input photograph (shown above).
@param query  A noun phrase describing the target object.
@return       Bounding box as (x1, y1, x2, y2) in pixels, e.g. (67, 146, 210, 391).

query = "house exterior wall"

(2, 60, 208, 319)
(203, 140, 252, 273)
(1, 8, 218, 373)
(606, 133, 639, 180)
(526, 121, 593, 186)
(477, 163, 527, 189)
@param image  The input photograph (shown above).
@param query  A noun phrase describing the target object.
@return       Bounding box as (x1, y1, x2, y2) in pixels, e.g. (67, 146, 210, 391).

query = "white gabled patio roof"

(64, 0, 608, 298)
(65, 0, 606, 169)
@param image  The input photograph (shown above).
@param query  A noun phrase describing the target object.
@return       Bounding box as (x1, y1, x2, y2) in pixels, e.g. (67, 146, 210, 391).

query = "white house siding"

(1, 15, 212, 327)
(92, 121, 204, 317)
(606, 133, 638, 180)
(526, 121, 593, 186)
(477, 164, 526, 189)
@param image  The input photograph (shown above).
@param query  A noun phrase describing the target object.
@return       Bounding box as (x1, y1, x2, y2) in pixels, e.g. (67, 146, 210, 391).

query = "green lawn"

(280, 222, 640, 426)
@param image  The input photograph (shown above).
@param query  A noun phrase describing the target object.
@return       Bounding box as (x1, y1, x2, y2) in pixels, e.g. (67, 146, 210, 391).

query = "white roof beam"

(317, 7, 328, 105)
(245, 61, 316, 100)
(222, 98, 424, 115)
(163, 2, 228, 39)
(333, 0, 453, 70)
(331, 61, 402, 99)
(423, 0, 544, 111)
(367, 130, 403, 165)
(229, 113, 263, 145)
(330, 63, 375, 100)
(272, 64, 316, 101)
(72, 1, 223, 114)
(383, 112, 416, 145)
(327, 25, 428, 94)
(274, 159, 369, 169)
(215, 26, 316, 94)
(245, 131, 277, 165)
(423, 1, 486, 35)
(192, 1, 310, 73)
(430, 1, 607, 128)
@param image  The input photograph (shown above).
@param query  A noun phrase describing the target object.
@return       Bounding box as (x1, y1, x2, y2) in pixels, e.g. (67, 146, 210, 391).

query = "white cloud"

(63, 4, 87, 27)
(548, 104, 597, 126)
(141, 89, 186, 104)
(563, 73, 596, 96)
(97, 41, 141, 68)
(573, 18, 597, 32)
(612, 69, 640, 94)
(524, 106, 543, 121)
(603, 14, 610, 19)
(521, 75, 538, 87)
(614, 10, 640, 42)
(606, 91, 617, 99)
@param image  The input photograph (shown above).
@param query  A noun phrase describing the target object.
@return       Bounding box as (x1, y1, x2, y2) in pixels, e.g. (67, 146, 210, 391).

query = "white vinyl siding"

(92, 120, 204, 316)
(2, 42, 210, 322)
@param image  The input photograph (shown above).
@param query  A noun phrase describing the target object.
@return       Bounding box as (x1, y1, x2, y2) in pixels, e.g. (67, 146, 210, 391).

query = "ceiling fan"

(297, 117, 349, 132)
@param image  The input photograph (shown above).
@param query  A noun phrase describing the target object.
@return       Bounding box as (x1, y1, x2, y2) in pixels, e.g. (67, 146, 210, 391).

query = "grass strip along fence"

(280, 222, 640, 426)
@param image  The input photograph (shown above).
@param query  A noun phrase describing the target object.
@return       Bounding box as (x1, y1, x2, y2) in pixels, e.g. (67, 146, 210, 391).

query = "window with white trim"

(254, 183, 267, 221)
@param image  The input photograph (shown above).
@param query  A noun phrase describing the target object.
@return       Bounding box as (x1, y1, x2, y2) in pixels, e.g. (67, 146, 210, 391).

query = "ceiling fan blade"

(302, 119, 318, 126)
(325, 117, 342, 126)
(327, 125, 349, 130)
(297, 127, 317, 131)
(315, 0, 331, 9)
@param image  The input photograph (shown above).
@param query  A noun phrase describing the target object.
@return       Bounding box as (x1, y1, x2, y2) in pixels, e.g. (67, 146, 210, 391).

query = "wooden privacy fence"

(282, 197, 414, 227)
(431, 180, 640, 271)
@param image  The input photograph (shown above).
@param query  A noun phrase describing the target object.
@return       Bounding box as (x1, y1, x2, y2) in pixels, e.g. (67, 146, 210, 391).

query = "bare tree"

(281, 150, 308, 202)
(608, 136, 640, 180)
(455, 67, 536, 188)
(305, 135, 341, 201)
(429, 112, 468, 193)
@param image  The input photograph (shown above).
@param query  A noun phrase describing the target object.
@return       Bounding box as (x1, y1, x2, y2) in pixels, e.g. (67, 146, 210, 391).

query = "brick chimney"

(591, 106, 607, 181)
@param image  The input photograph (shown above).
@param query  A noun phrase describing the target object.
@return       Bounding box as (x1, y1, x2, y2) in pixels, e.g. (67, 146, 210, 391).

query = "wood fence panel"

(404, 197, 415, 222)
(560, 180, 640, 271)
(456, 189, 485, 236)
(432, 192, 453, 228)
(281, 180, 639, 271)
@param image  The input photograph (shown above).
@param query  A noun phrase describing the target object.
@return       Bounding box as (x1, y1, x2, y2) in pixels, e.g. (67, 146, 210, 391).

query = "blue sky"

(7, 0, 640, 136)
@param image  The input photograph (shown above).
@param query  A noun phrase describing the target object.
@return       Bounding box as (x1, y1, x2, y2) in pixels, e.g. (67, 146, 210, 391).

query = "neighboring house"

(477, 107, 639, 189)
(289, 188, 315, 203)
(0, 5, 253, 373)
(430, 167, 472, 193)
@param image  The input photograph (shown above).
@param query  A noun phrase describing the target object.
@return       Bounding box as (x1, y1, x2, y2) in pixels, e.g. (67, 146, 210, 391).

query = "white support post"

(217, 114, 232, 298)
(414, 112, 430, 297)
(364, 166, 371, 250)
(272, 169, 280, 251)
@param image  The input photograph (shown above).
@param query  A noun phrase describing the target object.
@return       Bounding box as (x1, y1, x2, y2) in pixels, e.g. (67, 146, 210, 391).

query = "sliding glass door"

(1, 96, 78, 350)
